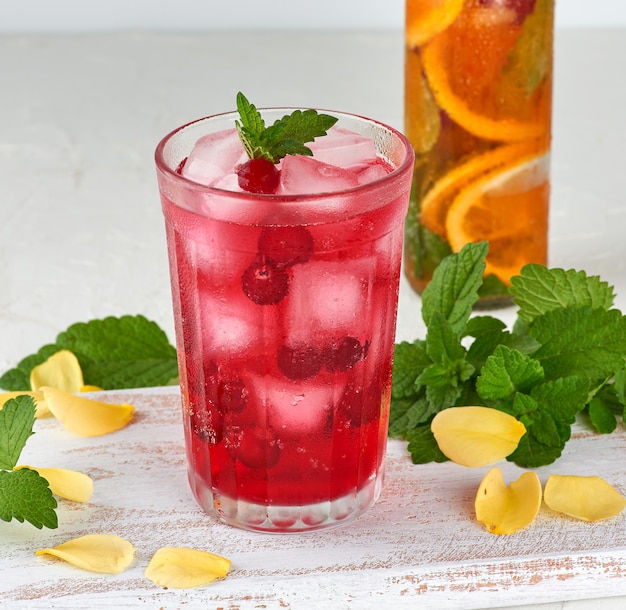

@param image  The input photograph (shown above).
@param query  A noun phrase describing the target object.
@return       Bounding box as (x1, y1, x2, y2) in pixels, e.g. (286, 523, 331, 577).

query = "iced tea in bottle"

(404, 0, 554, 306)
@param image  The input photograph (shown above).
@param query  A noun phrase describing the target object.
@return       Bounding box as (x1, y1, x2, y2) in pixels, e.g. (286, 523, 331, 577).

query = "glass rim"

(154, 107, 415, 202)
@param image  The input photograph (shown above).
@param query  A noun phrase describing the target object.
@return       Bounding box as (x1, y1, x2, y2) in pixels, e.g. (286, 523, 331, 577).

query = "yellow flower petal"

(36, 534, 135, 574)
(544, 474, 626, 522)
(431, 406, 526, 467)
(145, 547, 231, 589)
(30, 350, 85, 393)
(17, 466, 94, 502)
(80, 385, 103, 392)
(475, 467, 542, 535)
(41, 386, 134, 437)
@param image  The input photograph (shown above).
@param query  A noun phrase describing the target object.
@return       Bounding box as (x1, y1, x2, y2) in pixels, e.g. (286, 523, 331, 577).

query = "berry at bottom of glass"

(155, 109, 414, 532)
(404, 0, 554, 307)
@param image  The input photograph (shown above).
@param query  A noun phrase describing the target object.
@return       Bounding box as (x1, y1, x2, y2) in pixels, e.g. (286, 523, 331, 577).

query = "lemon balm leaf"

(477, 345, 544, 401)
(391, 340, 432, 399)
(144, 547, 231, 589)
(235, 91, 338, 164)
(0, 395, 36, 470)
(528, 307, 626, 382)
(0, 468, 58, 529)
(36, 534, 135, 573)
(544, 475, 626, 522)
(587, 397, 618, 434)
(511, 265, 616, 324)
(506, 376, 589, 468)
(475, 467, 542, 534)
(56, 315, 178, 390)
(421, 241, 488, 335)
(0, 316, 177, 392)
(406, 424, 448, 464)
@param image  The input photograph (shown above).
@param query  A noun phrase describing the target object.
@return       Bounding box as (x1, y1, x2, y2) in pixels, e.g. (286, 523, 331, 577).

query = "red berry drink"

(156, 106, 414, 532)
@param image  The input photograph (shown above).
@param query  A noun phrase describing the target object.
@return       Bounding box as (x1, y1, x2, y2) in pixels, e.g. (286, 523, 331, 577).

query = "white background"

(1, 0, 626, 32)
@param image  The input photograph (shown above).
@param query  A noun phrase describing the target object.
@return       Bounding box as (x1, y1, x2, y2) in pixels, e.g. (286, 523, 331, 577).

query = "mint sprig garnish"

(0, 395, 58, 529)
(0, 315, 178, 391)
(235, 91, 338, 163)
(390, 242, 626, 468)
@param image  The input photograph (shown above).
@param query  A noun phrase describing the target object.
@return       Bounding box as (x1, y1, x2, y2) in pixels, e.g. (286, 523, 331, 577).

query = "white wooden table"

(1, 29, 626, 609)
(2, 386, 626, 609)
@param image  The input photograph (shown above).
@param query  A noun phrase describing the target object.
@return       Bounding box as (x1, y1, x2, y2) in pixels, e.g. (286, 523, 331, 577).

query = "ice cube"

(278, 155, 360, 195)
(198, 289, 279, 355)
(182, 128, 247, 187)
(285, 260, 372, 344)
(308, 126, 378, 168)
(356, 162, 389, 185)
(248, 374, 343, 435)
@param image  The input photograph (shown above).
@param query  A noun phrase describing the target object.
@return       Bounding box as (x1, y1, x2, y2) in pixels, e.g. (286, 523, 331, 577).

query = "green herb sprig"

(0, 315, 178, 392)
(235, 91, 338, 163)
(390, 242, 626, 468)
(0, 396, 58, 528)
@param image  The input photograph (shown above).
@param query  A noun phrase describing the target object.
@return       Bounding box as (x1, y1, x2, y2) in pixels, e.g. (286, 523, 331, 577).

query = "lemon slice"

(445, 151, 549, 284)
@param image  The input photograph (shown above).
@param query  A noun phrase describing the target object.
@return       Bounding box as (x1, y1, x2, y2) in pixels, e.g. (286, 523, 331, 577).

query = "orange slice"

(406, 0, 464, 48)
(419, 141, 542, 239)
(445, 151, 550, 284)
(421, 1, 552, 142)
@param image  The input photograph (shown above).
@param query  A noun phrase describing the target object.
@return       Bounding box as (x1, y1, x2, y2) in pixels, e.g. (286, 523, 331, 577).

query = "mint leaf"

(235, 91, 266, 159)
(417, 312, 474, 410)
(614, 366, 626, 414)
(464, 316, 507, 338)
(391, 340, 431, 399)
(530, 376, 590, 424)
(390, 245, 626, 469)
(508, 376, 590, 467)
(0, 469, 58, 529)
(388, 396, 436, 437)
(588, 397, 618, 434)
(406, 425, 448, 464)
(507, 430, 565, 468)
(528, 307, 626, 382)
(0, 396, 36, 470)
(510, 265, 615, 324)
(477, 345, 544, 402)
(235, 92, 338, 163)
(56, 315, 178, 389)
(421, 241, 488, 335)
(0, 315, 178, 392)
(0, 396, 57, 528)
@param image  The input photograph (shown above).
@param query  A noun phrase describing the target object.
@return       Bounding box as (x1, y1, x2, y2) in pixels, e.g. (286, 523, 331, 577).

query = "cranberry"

(324, 336, 364, 372)
(257, 226, 314, 267)
(241, 258, 290, 305)
(277, 344, 323, 380)
(236, 158, 280, 194)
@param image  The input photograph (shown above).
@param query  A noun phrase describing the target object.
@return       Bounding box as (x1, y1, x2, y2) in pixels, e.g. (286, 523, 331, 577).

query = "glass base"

(189, 473, 383, 533)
